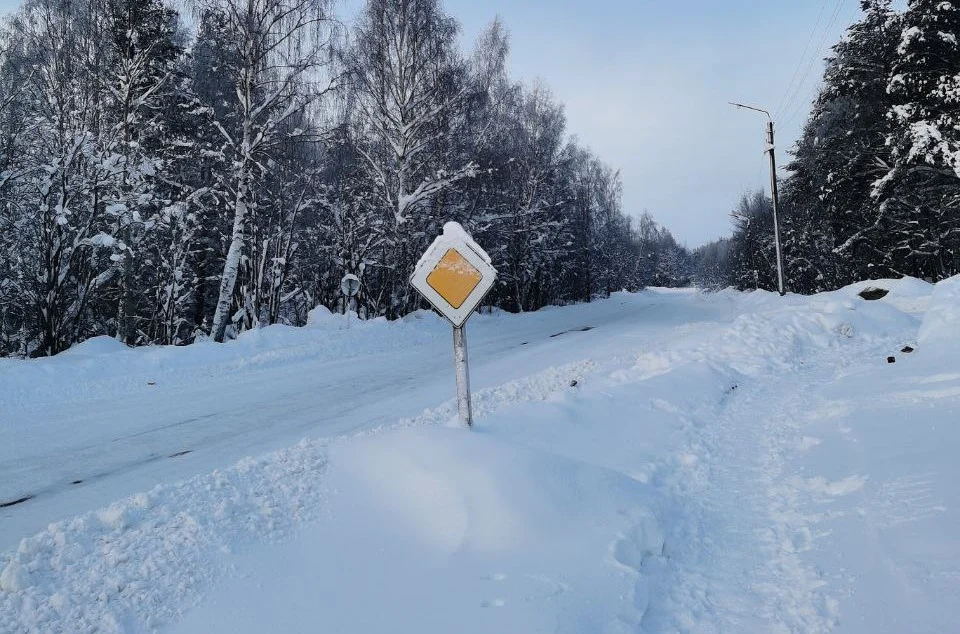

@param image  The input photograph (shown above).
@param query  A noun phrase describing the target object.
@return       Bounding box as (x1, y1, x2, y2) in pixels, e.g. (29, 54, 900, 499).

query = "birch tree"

(3, 0, 116, 356)
(347, 0, 476, 227)
(490, 83, 567, 311)
(344, 0, 507, 316)
(196, 0, 339, 342)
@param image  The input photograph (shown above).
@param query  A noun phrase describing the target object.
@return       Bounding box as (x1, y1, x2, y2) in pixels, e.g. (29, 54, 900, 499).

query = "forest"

(0, 0, 689, 357)
(699, 0, 960, 294)
(2, 0, 957, 358)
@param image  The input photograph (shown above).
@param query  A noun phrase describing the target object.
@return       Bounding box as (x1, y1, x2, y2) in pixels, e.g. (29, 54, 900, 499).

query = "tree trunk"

(118, 224, 137, 345)
(211, 174, 250, 342)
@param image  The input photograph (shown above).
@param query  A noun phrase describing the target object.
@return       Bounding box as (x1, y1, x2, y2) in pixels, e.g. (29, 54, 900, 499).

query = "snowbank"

(170, 426, 665, 634)
(0, 360, 617, 633)
(0, 439, 329, 632)
(917, 274, 960, 349)
(0, 305, 446, 414)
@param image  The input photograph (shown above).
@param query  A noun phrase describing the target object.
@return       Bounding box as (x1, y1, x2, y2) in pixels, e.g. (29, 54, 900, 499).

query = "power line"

(780, 0, 860, 129)
(776, 0, 847, 121)
(775, 0, 848, 122)
(774, 0, 832, 117)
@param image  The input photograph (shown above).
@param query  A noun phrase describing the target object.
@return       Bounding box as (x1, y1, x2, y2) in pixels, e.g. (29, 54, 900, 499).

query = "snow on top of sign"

(414, 222, 491, 273)
(442, 221, 491, 264)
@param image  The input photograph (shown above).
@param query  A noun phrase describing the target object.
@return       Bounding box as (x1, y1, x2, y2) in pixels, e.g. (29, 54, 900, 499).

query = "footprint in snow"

(797, 436, 822, 451)
(481, 598, 506, 608)
(788, 474, 867, 497)
(872, 473, 946, 528)
(610, 518, 665, 617)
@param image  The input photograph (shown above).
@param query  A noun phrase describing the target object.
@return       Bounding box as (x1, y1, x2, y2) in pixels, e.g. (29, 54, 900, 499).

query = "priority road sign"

(340, 273, 361, 297)
(411, 222, 496, 328)
(411, 222, 497, 427)
(427, 249, 482, 310)
(340, 274, 361, 328)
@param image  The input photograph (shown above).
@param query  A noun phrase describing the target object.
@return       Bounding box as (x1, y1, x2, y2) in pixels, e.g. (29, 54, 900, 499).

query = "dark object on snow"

(569, 380, 578, 388)
(858, 287, 889, 301)
(0, 495, 33, 508)
(169, 450, 192, 458)
(887, 356, 896, 364)
(901, 346, 915, 353)
(550, 326, 594, 338)
(147, 381, 156, 386)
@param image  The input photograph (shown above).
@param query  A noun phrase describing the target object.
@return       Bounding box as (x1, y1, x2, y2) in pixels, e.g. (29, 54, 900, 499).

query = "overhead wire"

(776, 0, 849, 125)
(779, 0, 861, 130)
(773, 0, 833, 117)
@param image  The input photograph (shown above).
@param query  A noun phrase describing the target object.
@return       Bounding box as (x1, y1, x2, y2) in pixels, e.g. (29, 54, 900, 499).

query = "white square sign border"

(411, 239, 497, 328)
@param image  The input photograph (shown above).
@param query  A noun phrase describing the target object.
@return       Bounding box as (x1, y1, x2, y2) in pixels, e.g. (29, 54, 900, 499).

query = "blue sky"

(343, 0, 878, 245)
(432, 0, 867, 246)
(0, 0, 878, 245)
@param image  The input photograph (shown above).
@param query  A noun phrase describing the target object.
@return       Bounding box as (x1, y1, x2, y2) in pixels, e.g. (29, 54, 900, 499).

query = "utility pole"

(730, 102, 787, 296)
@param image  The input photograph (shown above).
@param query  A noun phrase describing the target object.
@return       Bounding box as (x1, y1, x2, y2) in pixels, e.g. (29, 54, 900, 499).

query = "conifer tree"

(877, 0, 960, 280)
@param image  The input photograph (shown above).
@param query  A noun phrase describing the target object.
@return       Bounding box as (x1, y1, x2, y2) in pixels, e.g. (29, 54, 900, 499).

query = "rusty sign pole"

(453, 325, 472, 427)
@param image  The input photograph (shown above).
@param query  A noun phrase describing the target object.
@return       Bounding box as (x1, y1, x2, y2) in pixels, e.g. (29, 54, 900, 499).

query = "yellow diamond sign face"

(426, 248, 483, 309)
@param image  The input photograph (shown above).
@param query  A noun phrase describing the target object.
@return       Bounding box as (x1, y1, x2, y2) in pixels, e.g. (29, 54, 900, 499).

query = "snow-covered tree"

(728, 191, 778, 291)
(342, 0, 509, 317)
(484, 82, 568, 311)
(783, 0, 902, 290)
(2, 0, 116, 356)
(347, 0, 478, 226)
(0, 0, 687, 356)
(102, 0, 187, 344)
(877, 0, 960, 280)
(191, 0, 339, 342)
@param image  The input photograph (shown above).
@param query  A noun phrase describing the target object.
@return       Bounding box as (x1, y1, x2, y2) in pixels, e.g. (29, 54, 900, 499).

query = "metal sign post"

(411, 222, 497, 428)
(453, 326, 472, 425)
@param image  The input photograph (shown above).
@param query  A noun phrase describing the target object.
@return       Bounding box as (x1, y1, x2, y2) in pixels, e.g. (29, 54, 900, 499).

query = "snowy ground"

(1, 280, 958, 633)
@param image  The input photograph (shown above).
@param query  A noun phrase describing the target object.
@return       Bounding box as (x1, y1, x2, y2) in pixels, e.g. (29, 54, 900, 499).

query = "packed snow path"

(1, 281, 958, 633)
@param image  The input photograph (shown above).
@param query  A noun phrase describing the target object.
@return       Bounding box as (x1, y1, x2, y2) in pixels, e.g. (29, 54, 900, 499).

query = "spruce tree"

(878, 0, 960, 280)
(785, 1, 901, 289)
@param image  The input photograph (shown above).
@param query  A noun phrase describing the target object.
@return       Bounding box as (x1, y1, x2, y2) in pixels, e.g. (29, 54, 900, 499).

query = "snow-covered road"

(1, 281, 958, 633)
(0, 291, 730, 552)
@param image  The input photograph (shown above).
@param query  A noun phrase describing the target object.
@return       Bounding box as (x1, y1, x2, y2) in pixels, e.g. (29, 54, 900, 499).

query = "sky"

(421, 0, 866, 247)
(0, 0, 879, 246)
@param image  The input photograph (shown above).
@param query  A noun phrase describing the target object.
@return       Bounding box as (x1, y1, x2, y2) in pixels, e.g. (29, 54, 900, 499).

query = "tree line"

(696, 0, 960, 294)
(0, 0, 689, 357)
